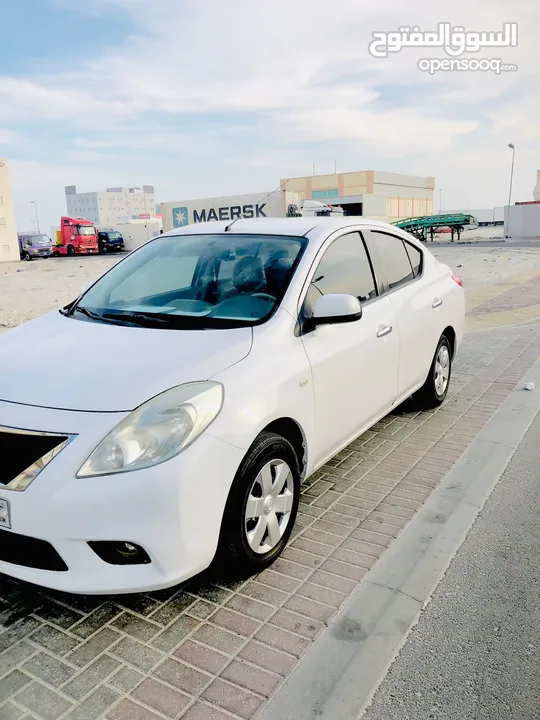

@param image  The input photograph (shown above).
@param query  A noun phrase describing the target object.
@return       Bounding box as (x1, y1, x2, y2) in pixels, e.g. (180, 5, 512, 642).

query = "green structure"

(393, 213, 477, 242)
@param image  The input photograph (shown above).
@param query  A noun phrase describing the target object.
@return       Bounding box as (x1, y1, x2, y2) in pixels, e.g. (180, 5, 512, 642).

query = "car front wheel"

(218, 431, 300, 575)
(415, 334, 452, 409)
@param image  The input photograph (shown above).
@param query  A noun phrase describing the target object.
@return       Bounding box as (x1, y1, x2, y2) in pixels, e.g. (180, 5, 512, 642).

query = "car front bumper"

(0, 401, 245, 594)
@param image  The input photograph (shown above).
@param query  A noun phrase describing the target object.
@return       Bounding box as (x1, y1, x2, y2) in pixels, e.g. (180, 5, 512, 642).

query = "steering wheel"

(252, 293, 276, 301)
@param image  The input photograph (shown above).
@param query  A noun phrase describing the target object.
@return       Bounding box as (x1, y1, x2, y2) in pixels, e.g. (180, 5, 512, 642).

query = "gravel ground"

(0, 255, 121, 332)
(432, 246, 540, 289)
(2, 240, 540, 333)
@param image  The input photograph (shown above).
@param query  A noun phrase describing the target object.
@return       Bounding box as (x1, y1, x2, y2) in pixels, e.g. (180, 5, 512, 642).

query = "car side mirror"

(312, 294, 362, 325)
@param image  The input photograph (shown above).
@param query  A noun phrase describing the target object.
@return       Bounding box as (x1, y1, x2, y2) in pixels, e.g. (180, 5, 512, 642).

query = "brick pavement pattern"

(1, 324, 540, 720)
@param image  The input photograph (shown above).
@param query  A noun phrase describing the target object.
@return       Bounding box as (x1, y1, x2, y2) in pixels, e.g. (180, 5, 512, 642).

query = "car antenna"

(224, 216, 242, 232)
(224, 179, 291, 232)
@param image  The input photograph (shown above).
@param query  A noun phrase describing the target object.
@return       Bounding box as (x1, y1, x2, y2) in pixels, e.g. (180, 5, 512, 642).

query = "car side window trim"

(364, 229, 424, 296)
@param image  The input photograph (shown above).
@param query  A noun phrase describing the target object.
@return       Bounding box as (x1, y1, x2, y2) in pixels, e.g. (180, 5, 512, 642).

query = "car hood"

(0, 311, 253, 412)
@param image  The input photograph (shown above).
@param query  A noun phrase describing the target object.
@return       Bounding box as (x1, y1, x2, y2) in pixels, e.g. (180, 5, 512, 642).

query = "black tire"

(415, 334, 452, 409)
(67, 245, 75, 256)
(23, 252, 32, 261)
(217, 431, 300, 576)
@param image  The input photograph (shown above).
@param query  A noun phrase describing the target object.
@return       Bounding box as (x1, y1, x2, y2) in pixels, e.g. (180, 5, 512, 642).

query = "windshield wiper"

(72, 305, 101, 320)
(101, 310, 173, 328)
(68, 306, 127, 326)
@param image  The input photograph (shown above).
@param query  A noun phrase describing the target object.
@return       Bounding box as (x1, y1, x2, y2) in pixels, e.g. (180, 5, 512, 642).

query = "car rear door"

(363, 229, 446, 399)
(300, 231, 399, 463)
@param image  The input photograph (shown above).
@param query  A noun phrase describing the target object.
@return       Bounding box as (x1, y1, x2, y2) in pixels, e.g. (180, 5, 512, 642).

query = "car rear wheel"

(415, 335, 452, 409)
(218, 431, 300, 575)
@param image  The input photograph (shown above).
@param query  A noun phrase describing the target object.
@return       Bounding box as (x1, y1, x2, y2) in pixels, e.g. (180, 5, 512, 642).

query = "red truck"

(52, 217, 99, 256)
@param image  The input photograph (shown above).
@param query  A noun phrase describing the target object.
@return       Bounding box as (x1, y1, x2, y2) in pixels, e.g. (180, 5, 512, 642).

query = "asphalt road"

(363, 409, 540, 720)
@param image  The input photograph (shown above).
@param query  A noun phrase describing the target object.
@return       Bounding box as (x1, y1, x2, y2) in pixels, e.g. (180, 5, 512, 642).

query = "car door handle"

(377, 325, 393, 338)
(432, 298, 443, 309)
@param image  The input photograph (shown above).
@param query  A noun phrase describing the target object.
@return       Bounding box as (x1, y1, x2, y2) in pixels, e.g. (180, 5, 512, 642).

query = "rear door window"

(404, 241, 422, 277)
(369, 231, 416, 291)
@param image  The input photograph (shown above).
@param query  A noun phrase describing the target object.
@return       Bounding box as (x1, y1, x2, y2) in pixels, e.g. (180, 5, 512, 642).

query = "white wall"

(506, 204, 540, 238)
(362, 194, 388, 221)
(116, 220, 162, 252)
(0, 159, 19, 263)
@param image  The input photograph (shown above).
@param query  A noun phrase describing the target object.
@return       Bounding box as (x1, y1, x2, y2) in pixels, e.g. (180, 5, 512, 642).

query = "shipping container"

(160, 190, 300, 232)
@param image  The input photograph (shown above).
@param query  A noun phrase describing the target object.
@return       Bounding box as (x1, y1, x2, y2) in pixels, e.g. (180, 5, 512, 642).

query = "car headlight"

(77, 382, 223, 477)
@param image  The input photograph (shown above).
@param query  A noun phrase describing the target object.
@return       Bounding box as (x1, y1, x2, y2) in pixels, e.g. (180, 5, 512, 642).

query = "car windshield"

(32, 234, 51, 246)
(78, 226, 96, 236)
(108, 232, 121, 239)
(71, 233, 306, 329)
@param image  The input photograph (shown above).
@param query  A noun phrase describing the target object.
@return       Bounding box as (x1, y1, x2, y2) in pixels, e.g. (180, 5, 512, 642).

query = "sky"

(1, 0, 539, 232)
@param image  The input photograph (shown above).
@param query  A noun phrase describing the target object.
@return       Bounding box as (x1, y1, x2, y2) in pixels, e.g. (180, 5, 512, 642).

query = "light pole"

(506, 143, 516, 238)
(31, 201, 40, 233)
(439, 189, 442, 214)
(133, 187, 150, 240)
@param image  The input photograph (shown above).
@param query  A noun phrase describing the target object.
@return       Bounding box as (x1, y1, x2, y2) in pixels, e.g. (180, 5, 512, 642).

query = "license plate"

(0, 498, 11, 529)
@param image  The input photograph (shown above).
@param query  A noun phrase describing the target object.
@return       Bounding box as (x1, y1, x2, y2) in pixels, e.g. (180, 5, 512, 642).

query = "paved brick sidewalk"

(1, 325, 540, 720)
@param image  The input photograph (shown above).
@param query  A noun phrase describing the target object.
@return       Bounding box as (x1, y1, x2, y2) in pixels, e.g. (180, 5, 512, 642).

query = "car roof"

(161, 217, 407, 243)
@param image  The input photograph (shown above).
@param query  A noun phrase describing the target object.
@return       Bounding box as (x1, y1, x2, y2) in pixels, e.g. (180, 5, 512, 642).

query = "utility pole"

(31, 201, 40, 233)
(506, 143, 516, 239)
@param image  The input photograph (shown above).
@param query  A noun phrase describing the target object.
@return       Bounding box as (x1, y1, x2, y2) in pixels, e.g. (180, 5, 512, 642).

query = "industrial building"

(280, 169, 435, 222)
(161, 170, 435, 232)
(65, 185, 157, 226)
(0, 158, 19, 263)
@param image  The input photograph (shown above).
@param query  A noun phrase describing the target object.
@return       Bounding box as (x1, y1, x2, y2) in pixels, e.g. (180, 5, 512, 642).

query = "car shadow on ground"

(0, 562, 248, 631)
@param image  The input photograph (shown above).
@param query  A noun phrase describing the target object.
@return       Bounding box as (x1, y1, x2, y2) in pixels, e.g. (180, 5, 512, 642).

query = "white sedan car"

(0, 218, 464, 594)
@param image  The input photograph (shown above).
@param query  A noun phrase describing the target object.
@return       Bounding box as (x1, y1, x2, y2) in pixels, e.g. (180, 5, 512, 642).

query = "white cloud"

(3, 0, 540, 229)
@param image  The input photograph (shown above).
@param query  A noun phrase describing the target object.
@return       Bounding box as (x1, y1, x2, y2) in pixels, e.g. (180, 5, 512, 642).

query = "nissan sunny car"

(0, 217, 465, 594)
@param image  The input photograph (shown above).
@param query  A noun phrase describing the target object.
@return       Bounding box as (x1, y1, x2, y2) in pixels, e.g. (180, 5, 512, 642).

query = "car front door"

(364, 230, 445, 399)
(300, 231, 399, 464)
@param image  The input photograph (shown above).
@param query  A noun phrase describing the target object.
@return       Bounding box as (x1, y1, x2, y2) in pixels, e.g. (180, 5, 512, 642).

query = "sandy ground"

(432, 245, 540, 289)
(1, 240, 540, 333)
(0, 255, 121, 331)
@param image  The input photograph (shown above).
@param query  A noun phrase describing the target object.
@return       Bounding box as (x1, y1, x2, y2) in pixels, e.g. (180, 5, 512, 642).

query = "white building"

(0, 158, 19, 263)
(65, 185, 156, 226)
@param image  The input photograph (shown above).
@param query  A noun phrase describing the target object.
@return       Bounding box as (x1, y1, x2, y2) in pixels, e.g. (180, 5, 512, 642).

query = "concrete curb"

(259, 356, 540, 720)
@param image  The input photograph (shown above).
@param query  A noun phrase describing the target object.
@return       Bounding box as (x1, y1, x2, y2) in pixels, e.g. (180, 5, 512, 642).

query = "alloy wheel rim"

(244, 459, 295, 555)
(434, 345, 450, 396)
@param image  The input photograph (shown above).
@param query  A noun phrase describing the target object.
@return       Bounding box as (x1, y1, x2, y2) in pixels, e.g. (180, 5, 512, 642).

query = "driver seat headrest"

(233, 256, 266, 293)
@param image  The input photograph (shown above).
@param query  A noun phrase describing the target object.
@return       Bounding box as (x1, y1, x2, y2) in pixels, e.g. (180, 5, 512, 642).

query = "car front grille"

(0, 528, 68, 571)
(0, 427, 72, 490)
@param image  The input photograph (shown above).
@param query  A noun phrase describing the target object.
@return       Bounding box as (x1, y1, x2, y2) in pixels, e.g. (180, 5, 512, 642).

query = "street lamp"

(31, 201, 40, 233)
(133, 187, 150, 241)
(439, 189, 442, 214)
(506, 143, 516, 239)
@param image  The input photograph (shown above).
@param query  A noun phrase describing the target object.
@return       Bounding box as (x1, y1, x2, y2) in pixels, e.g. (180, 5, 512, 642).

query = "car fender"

(207, 310, 316, 473)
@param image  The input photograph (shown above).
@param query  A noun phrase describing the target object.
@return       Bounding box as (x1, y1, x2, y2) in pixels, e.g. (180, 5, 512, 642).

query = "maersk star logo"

(173, 207, 189, 228)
